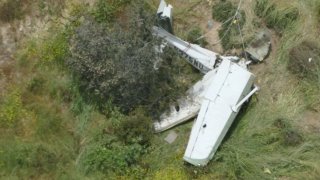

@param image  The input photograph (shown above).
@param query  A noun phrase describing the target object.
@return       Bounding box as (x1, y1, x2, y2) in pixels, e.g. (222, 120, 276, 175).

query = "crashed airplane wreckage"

(153, 0, 260, 166)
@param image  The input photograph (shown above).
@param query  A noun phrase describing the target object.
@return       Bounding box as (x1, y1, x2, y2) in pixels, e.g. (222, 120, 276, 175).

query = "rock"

(245, 30, 271, 62)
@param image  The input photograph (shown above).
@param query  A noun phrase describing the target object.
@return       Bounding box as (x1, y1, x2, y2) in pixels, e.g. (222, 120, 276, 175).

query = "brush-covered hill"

(0, 0, 319, 179)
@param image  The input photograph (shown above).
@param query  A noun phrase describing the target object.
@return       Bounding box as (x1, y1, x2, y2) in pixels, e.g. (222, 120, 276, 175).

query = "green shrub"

(114, 109, 153, 146)
(212, 1, 237, 22)
(0, 141, 58, 174)
(186, 27, 207, 47)
(254, 0, 275, 18)
(78, 108, 151, 175)
(68, 15, 158, 113)
(92, 0, 131, 23)
(39, 31, 70, 65)
(17, 29, 70, 67)
(83, 143, 143, 174)
(254, 0, 299, 33)
(0, 90, 26, 127)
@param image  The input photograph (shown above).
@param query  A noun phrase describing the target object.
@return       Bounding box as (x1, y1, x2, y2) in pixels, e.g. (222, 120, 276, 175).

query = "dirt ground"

(300, 111, 320, 133)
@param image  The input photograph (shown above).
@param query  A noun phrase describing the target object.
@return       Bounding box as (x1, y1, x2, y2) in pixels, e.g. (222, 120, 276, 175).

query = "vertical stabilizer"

(157, 0, 173, 33)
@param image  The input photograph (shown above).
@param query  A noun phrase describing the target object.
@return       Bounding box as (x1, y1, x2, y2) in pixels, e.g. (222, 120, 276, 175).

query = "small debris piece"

(207, 20, 213, 29)
(264, 167, 272, 174)
(164, 131, 178, 144)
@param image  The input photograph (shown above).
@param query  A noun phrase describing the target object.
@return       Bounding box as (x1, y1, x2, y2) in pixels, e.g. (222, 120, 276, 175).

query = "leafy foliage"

(83, 143, 144, 174)
(68, 15, 158, 113)
(39, 30, 70, 65)
(0, 141, 58, 174)
(0, 90, 27, 127)
(79, 109, 152, 175)
(114, 109, 153, 145)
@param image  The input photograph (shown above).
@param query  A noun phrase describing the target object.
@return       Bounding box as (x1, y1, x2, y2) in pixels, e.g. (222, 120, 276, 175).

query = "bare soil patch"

(300, 111, 320, 133)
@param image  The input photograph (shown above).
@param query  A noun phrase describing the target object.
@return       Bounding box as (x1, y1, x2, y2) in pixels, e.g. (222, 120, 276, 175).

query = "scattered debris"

(245, 30, 271, 62)
(164, 131, 178, 144)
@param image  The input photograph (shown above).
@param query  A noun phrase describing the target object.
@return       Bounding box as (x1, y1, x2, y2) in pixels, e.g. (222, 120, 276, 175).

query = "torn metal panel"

(183, 59, 255, 166)
(154, 69, 218, 132)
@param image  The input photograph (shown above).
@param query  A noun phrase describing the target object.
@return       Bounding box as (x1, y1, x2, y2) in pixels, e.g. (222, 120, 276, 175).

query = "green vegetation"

(288, 41, 320, 81)
(186, 27, 207, 47)
(254, 0, 299, 34)
(212, 1, 246, 50)
(68, 15, 158, 113)
(0, 0, 320, 179)
(288, 41, 320, 110)
(92, 0, 132, 23)
(79, 109, 152, 176)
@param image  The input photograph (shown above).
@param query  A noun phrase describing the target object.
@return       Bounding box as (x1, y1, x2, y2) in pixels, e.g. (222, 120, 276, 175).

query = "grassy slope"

(143, 0, 320, 179)
(0, 0, 319, 179)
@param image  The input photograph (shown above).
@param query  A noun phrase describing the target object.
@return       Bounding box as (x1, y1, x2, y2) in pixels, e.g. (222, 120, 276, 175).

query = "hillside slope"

(0, 0, 319, 179)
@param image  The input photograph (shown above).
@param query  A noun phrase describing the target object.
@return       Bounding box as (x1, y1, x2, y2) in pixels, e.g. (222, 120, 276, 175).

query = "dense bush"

(80, 109, 152, 175)
(114, 109, 153, 145)
(83, 144, 143, 174)
(39, 31, 70, 65)
(68, 14, 159, 113)
(254, 0, 299, 33)
(0, 142, 58, 174)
